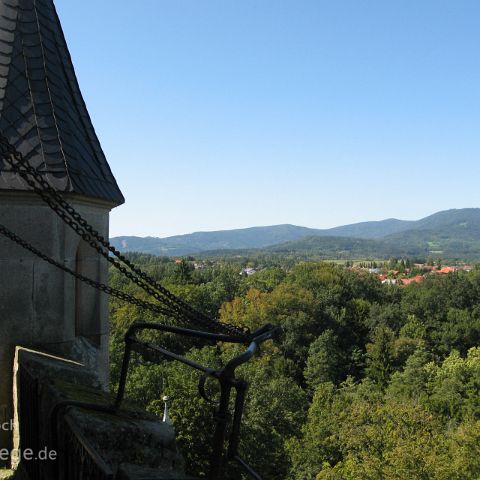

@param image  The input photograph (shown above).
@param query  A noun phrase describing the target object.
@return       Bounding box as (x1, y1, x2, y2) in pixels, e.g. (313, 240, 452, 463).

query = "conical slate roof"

(0, 0, 124, 205)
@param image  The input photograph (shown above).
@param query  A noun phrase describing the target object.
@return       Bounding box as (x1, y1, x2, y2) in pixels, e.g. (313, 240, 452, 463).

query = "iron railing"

(19, 322, 279, 479)
(116, 321, 280, 480)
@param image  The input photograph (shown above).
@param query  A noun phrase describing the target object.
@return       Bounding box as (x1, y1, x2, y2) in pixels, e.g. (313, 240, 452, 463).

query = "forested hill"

(111, 208, 480, 259)
(263, 209, 480, 261)
(111, 224, 321, 255)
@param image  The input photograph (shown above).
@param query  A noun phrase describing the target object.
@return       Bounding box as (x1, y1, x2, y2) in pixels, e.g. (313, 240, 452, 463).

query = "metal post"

(227, 380, 248, 460)
(208, 379, 232, 480)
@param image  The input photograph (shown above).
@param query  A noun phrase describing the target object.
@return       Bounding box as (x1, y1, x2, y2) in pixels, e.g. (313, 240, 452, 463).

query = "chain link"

(0, 222, 179, 317)
(0, 136, 248, 339)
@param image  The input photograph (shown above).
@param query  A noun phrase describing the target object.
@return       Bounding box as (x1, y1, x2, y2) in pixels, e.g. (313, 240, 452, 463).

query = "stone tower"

(0, 0, 124, 450)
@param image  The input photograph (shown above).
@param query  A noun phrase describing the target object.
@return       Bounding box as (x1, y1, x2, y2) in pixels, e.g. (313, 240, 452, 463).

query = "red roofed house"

(401, 275, 424, 286)
(438, 266, 456, 274)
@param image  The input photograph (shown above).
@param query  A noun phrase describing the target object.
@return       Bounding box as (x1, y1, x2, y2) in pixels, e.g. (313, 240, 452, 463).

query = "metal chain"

(0, 137, 248, 338)
(0, 222, 178, 318)
(0, 144, 194, 318)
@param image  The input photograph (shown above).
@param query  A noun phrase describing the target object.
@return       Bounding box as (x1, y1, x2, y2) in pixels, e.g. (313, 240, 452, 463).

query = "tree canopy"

(109, 256, 480, 479)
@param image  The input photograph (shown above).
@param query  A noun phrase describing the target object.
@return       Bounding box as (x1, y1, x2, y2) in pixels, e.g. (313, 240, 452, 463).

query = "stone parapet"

(13, 347, 191, 479)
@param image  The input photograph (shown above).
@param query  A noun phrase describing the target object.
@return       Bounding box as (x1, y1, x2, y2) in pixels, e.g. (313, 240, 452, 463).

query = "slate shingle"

(0, 0, 124, 205)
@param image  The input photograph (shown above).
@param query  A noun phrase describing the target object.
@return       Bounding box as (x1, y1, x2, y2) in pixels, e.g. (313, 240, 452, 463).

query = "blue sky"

(56, 0, 480, 238)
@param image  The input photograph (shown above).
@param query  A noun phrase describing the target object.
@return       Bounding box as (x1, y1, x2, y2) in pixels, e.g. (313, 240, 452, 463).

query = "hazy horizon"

(111, 207, 478, 238)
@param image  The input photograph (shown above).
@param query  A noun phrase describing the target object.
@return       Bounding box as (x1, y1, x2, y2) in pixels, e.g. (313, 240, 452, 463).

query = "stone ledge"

(13, 347, 192, 479)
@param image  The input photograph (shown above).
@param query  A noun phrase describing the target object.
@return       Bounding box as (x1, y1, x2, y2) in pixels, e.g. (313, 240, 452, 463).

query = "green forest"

(109, 254, 480, 479)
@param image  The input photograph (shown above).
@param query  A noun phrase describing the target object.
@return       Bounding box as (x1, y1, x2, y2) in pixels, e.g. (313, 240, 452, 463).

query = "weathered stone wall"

(0, 191, 112, 452)
(12, 348, 190, 480)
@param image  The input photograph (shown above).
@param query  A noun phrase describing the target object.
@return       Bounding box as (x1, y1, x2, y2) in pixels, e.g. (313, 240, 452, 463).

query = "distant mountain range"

(111, 208, 480, 261)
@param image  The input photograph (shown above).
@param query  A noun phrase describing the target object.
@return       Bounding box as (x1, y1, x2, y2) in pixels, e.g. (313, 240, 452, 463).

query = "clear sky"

(55, 0, 480, 238)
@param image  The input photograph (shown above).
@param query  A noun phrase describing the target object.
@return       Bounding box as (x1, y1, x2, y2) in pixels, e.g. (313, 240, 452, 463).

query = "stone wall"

(13, 348, 193, 479)
(0, 191, 112, 452)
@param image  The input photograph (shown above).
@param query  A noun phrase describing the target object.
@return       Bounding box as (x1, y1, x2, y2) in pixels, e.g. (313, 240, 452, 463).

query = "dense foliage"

(109, 255, 480, 479)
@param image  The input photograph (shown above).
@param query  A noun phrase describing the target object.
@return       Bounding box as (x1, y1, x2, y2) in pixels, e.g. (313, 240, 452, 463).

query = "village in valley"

(173, 256, 475, 285)
(354, 259, 473, 285)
